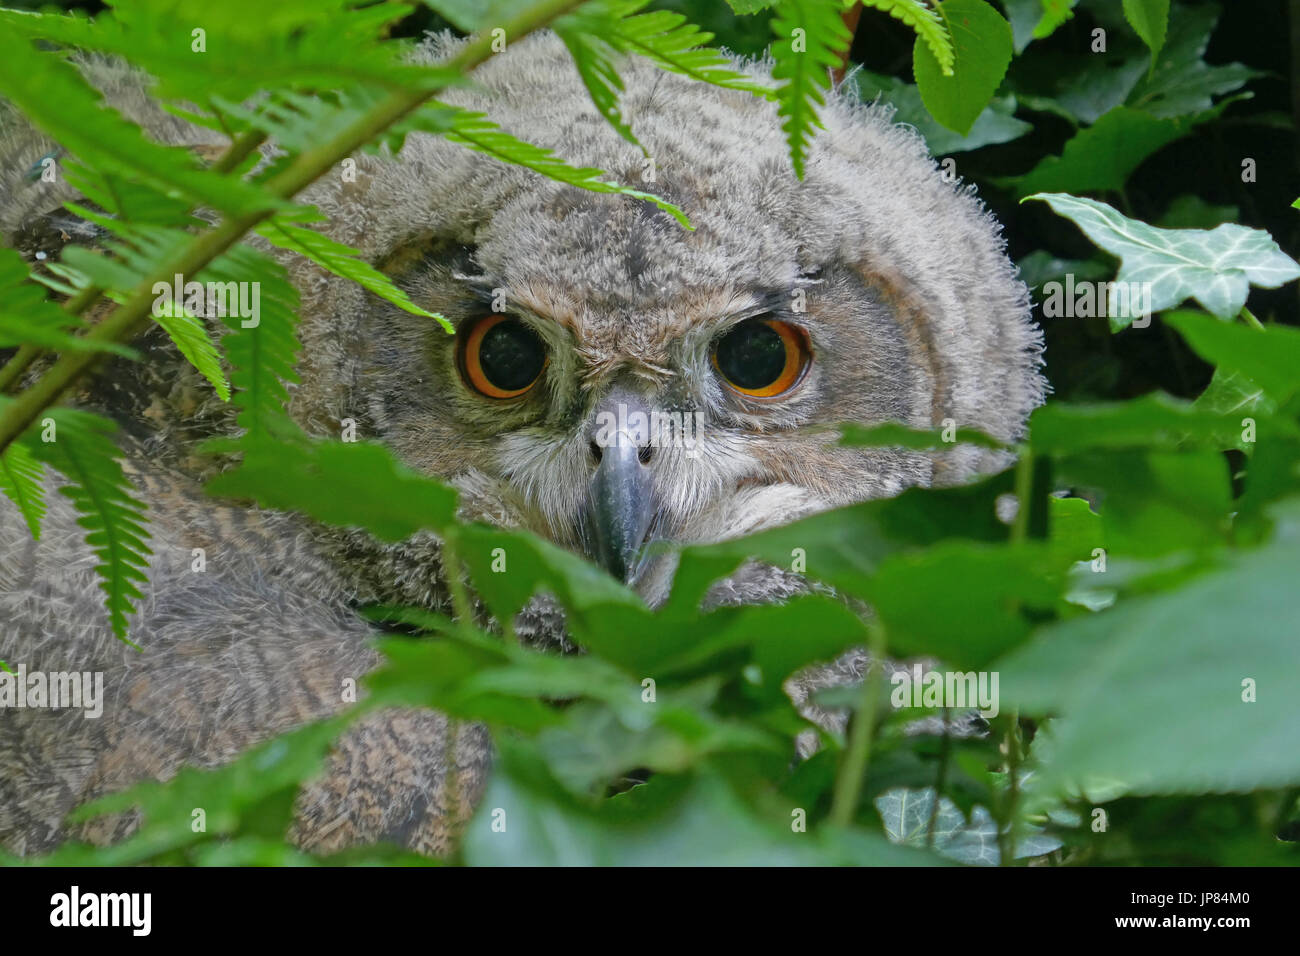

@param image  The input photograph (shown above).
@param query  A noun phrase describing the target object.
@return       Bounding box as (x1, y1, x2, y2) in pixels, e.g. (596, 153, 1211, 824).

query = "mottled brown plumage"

(0, 32, 1042, 857)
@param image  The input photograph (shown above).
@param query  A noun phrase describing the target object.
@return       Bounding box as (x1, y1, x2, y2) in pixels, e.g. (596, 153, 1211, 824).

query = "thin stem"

(1241, 305, 1266, 331)
(925, 708, 952, 850)
(829, 622, 888, 828)
(0, 0, 585, 454)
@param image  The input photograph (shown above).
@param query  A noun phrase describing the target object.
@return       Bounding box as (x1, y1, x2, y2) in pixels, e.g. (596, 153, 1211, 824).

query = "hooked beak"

(582, 390, 658, 584)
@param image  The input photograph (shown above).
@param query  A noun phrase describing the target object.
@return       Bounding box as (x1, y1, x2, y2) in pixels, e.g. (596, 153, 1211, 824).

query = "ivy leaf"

(1026, 193, 1300, 326)
(0, 440, 46, 539)
(769, 0, 854, 178)
(876, 787, 1061, 864)
(914, 0, 1014, 136)
(1122, 0, 1169, 66)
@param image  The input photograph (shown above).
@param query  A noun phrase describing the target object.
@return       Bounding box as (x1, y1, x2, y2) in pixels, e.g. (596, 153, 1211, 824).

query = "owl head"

(282, 31, 1044, 606)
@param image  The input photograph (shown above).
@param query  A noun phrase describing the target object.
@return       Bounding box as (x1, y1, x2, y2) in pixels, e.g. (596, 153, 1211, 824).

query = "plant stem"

(829, 622, 887, 828)
(0, 0, 585, 454)
(1241, 305, 1266, 330)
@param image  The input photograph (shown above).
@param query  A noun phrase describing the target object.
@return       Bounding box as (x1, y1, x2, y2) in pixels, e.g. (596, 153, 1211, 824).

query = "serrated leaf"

(152, 302, 231, 402)
(865, 1, 954, 75)
(1122, 0, 1169, 65)
(1031, 0, 1077, 39)
(0, 440, 46, 539)
(914, 0, 1014, 136)
(1026, 193, 1300, 326)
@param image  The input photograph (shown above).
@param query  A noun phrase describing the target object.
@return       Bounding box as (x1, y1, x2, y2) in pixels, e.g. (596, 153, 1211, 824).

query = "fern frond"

(0, 440, 46, 539)
(769, 0, 853, 179)
(0, 27, 281, 217)
(608, 6, 776, 98)
(420, 103, 692, 228)
(257, 219, 452, 331)
(552, 20, 640, 148)
(19, 407, 151, 644)
(153, 302, 232, 402)
(0, 248, 132, 357)
(864, 1, 954, 76)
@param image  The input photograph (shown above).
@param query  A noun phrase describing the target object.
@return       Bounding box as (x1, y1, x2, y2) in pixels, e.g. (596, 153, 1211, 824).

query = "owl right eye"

(459, 314, 549, 399)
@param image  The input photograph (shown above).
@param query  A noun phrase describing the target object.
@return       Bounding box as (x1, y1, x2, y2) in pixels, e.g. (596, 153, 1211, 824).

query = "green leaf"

(850, 71, 1031, 153)
(0, 440, 46, 539)
(207, 433, 459, 542)
(769, 0, 854, 178)
(839, 420, 1008, 451)
(1031, 0, 1077, 40)
(431, 103, 692, 228)
(914, 0, 1014, 136)
(999, 498, 1300, 798)
(1122, 0, 1169, 65)
(152, 301, 232, 402)
(0, 246, 133, 357)
(865, 1, 955, 74)
(1163, 310, 1300, 406)
(1026, 193, 1300, 326)
(0, 28, 280, 217)
(16, 407, 151, 644)
(1028, 393, 1252, 454)
(1004, 106, 1191, 199)
(258, 219, 451, 330)
(876, 787, 1060, 864)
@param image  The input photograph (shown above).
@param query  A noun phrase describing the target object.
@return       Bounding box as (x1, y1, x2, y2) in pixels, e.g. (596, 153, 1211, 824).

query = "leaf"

(1163, 310, 1300, 406)
(258, 220, 451, 330)
(864, 1, 955, 74)
(17, 407, 151, 644)
(1026, 193, 1300, 326)
(769, 0, 854, 178)
(914, 0, 1014, 136)
(430, 103, 692, 228)
(1031, 0, 1077, 40)
(152, 301, 232, 402)
(876, 787, 1060, 864)
(839, 420, 1008, 451)
(207, 432, 459, 542)
(850, 71, 1031, 154)
(0, 440, 46, 539)
(1122, 0, 1169, 65)
(0, 248, 132, 357)
(1028, 393, 1252, 454)
(998, 497, 1300, 798)
(1005, 106, 1192, 199)
(0, 27, 280, 217)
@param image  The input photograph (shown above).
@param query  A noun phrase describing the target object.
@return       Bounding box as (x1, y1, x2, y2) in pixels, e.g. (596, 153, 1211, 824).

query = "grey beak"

(583, 389, 657, 583)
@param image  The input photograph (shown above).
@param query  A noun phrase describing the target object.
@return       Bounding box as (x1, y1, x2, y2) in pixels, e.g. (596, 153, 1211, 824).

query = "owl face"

(294, 32, 1044, 605)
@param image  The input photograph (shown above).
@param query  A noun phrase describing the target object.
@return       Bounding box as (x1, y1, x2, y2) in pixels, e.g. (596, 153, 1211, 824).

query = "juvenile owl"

(0, 31, 1043, 857)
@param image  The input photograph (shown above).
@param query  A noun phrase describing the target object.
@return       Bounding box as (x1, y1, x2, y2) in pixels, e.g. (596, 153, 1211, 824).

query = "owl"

(0, 31, 1043, 858)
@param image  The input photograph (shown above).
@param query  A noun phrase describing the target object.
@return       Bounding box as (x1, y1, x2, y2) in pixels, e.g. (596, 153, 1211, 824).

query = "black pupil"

(479, 319, 545, 392)
(716, 321, 788, 390)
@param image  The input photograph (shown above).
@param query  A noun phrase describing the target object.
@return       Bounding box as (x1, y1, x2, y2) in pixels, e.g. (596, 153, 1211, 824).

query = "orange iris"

(460, 313, 548, 399)
(712, 318, 809, 398)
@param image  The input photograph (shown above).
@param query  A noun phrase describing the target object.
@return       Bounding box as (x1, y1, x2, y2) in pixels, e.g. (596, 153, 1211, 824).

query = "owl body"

(0, 32, 1042, 856)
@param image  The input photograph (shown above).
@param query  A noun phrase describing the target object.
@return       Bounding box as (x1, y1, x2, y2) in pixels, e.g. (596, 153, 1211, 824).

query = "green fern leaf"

(19, 407, 151, 644)
(257, 220, 452, 331)
(0, 440, 47, 539)
(769, 0, 853, 179)
(864, 1, 955, 76)
(0, 28, 281, 217)
(0, 248, 133, 357)
(607, 6, 775, 97)
(153, 302, 233, 402)
(418, 103, 692, 228)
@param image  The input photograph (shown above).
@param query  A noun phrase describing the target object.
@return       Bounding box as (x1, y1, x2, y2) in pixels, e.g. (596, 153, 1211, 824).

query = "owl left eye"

(712, 318, 809, 398)
(460, 314, 549, 399)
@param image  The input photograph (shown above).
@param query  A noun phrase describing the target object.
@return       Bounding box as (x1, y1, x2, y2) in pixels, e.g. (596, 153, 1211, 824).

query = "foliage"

(0, 0, 1297, 868)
